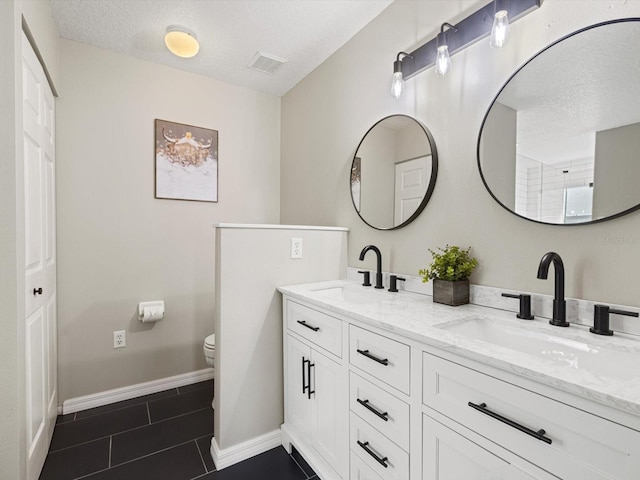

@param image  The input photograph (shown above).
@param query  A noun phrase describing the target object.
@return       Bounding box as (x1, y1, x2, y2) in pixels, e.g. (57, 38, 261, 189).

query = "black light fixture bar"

(401, 0, 541, 80)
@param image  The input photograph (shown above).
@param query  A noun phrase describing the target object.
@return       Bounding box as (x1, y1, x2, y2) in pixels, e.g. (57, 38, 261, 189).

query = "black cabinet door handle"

(33, 287, 43, 296)
(357, 440, 388, 468)
(356, 398, 389, 421)
(356, 349, 388, 366)
(297, 320, 320, 332)
(468, 401, 552, 445)
(307, 361, 315, 399)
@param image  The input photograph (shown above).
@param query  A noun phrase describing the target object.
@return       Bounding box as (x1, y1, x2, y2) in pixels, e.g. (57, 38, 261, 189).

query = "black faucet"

(359, 245, 384, 289)
(536, 252, 569, 327)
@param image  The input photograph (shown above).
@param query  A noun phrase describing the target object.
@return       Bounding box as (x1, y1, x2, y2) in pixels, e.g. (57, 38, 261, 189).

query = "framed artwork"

(155, 119, 218, 202)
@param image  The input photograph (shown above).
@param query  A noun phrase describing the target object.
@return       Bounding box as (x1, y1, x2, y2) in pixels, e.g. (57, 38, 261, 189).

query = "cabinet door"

(311, 349, 345, 476)
(286, 335, 312, 439)
(423, 414, 551, 480)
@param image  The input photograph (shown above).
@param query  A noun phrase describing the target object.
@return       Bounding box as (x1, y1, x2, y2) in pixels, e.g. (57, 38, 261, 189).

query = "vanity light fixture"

(391, 52, 412, 99)
(164, 25, 200, 58)
(490, 0, 511, 48)
(435, 23, 458, 76)
(390, 0, 540, 97)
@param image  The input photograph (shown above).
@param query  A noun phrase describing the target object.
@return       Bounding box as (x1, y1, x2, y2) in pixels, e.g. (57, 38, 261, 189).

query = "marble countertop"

(278, 280, 640, 417)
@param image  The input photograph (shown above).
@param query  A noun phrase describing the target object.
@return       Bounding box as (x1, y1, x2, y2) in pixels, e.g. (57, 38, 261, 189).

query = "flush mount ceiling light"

(390, 0, 540, 98)
(164, 26, 199, 58)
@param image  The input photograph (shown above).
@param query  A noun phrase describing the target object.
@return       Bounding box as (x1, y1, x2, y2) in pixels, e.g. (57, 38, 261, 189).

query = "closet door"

(22, 31, 57, 480)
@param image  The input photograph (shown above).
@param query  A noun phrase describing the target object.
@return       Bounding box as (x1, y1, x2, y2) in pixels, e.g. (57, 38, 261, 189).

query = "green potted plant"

(419, 245, 478, 306)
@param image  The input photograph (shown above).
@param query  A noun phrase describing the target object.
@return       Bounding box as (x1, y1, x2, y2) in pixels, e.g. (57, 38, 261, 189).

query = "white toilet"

(203, 333, 215, 406)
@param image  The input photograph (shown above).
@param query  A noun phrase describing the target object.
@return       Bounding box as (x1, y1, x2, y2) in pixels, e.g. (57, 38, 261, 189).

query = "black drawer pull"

(468, 401, 552, 445)
(357, 398, 389, 421)
(357, 440, 388, 468)
(297, 320, 320, 332)
(356, 349, 388, 366)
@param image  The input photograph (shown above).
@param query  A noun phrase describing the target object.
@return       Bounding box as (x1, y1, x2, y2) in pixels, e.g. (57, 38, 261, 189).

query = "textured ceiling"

(496, 20, 640, 165)
(50, 0, 393, 96)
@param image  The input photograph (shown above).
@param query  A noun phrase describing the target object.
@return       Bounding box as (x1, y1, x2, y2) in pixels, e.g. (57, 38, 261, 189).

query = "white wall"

(281, 0, 640, 307)
(481, 102, 517, 210)
(593, 122, 640, 220)
(56, 39, 281, 402)
(214, 225, 347, 451)
(0, 1, 59, 478)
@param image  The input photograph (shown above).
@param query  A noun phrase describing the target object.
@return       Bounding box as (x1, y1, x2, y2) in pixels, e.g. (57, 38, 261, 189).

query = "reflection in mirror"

(351, 115, 438, 230)
(478, 19, 640, 225)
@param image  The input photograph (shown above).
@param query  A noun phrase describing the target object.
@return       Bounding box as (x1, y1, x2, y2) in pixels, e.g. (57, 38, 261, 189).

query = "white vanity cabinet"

(280, 289, 640, 480)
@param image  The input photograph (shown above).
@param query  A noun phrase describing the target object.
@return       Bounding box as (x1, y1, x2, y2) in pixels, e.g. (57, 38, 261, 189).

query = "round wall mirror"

(351, 114, 438, 230)
(478, 19, 640, 225)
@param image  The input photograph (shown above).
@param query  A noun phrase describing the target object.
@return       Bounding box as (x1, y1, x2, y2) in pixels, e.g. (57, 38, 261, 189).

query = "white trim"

(214, 223, 349, 231)
(210, 429, 282, 470)
(61, 368, 214, 414)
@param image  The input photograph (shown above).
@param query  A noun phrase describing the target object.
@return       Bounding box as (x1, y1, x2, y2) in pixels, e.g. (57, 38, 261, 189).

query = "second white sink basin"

(438, 316, 640, 381)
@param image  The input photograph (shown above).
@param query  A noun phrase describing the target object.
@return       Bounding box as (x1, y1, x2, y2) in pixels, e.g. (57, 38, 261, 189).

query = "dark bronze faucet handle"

(357, 270, 371, 287)
(501, 292, 534, 320)
(591, 304, 639, 336)
(388, 275, 406, 292)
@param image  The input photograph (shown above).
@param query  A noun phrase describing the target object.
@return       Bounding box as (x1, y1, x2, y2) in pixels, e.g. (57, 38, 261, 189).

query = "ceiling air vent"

(247, 51, 287, 74)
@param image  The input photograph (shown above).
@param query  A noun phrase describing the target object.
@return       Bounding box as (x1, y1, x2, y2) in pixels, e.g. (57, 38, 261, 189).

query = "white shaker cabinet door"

(286, 335, 312, 439)
(423, 414, 554, 480)
(311, 348, 345, 476)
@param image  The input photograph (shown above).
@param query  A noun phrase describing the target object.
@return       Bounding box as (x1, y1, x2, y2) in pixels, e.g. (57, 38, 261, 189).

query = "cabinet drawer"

(350, 373, 409, 452)
(423, 352, 640, 479)
(287, 300, 342, 357)
(349, 326, 410, 394)
(350, 413, 409, 480)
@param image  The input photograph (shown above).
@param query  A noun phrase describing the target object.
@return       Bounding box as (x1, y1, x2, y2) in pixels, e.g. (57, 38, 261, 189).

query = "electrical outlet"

(290, 237, 303, 259)
(113, 330, 126, 349)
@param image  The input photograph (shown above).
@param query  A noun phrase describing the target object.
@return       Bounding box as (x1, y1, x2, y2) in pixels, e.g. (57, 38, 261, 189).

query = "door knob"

(33, 287, 43, 295)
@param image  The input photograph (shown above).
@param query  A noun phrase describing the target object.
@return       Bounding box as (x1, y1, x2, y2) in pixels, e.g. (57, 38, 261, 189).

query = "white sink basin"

(438, 316, 640, 381)
(308, 284, 383, 304)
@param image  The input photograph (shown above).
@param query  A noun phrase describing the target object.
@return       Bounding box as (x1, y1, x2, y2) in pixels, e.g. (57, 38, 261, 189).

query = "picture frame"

(154, 119, 218, 202)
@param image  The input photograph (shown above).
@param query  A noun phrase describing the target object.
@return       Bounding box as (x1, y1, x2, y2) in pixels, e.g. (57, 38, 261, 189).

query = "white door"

(22, 31, 57, 480)
(394, 156, 429, 225)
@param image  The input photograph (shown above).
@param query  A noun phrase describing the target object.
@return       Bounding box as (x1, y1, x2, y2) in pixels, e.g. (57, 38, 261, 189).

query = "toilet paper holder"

(138, 301, 165, 322)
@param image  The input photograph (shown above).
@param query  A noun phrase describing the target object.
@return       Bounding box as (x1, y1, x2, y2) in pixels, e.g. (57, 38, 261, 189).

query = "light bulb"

(391, 71, 404, 99)
(490, 10, 511, 49)
(435, 45, 451, 76)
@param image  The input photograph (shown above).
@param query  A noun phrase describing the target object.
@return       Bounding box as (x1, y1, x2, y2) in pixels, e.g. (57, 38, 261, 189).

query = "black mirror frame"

(477, 18, 640, 227)
(351, 114, 439, 231)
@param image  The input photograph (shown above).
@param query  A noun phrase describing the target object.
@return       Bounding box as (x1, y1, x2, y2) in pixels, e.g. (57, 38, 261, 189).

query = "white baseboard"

(61, 368, 214, 414)
(210, 429, 282, 470)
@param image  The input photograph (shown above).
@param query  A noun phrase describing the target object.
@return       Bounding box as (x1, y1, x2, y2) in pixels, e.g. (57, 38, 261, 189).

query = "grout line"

(72, 389, 180, 421)
(289, 453, 308, 477)
(83, 437, 207, 476)
(108, 436, 112, 468)
(194, 439, 209, 473)
(146, 402, 152, 424)
(49, 407, 212, 454)
(73, 412, 77, 421)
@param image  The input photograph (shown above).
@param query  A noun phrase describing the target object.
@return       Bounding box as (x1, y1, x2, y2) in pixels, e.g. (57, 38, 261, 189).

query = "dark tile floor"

(40, 380, 317, 480)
